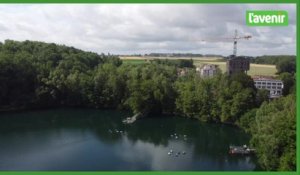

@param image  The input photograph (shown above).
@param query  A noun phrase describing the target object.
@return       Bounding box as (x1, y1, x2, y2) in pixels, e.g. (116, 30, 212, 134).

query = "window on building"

(270, 90, 275, 94)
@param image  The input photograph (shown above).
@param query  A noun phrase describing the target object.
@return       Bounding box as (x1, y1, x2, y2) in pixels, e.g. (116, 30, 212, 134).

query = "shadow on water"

(0, 108, 261, 171)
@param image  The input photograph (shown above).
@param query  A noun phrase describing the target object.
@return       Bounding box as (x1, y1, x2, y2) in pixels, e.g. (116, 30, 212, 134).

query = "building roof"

(200, 64, 218, 70)
(252, 75, 282, 81)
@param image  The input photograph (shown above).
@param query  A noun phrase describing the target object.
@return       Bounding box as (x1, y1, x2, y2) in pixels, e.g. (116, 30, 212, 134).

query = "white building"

(197, 64, 218, 77)
(252, 76, 284, 98)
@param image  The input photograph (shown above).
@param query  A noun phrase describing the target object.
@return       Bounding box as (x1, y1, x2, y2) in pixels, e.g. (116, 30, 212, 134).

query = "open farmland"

(121, 56, 277, 76)
(193, 60, 277, 76)
(120, 56, 223, 65)
(247, 64, 277, 76)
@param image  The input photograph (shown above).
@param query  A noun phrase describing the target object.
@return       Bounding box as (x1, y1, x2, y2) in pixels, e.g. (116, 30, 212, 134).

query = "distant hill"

(144, 53, 224, 58)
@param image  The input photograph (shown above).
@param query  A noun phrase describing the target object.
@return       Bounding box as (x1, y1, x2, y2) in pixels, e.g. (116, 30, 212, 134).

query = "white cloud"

(115, 137, 195, 170)
(0, 4, 296, 56)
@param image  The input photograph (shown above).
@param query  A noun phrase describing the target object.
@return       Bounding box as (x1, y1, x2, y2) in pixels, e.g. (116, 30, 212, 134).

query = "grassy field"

(122, 59, 147, 64)
(120, 56, 224, 65)
(193, 60, 277, 76)
(120, 57, 277, 76)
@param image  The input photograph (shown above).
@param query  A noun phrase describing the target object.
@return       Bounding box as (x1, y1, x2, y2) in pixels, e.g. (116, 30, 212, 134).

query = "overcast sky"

(0, 4, 296, 56)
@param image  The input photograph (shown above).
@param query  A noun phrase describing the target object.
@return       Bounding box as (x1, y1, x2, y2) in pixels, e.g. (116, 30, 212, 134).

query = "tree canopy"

(250, 55, 296, 74)
(249, 94, 296, 170)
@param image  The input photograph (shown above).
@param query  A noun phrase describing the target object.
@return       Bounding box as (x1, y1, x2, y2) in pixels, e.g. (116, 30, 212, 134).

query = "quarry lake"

(0, 108, 260, 171)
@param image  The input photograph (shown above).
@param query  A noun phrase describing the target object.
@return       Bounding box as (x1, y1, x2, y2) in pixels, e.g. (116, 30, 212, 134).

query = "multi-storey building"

(252, 76, 284, 98)
(197, 64, 218, 77)
(226, 56, 250, 75)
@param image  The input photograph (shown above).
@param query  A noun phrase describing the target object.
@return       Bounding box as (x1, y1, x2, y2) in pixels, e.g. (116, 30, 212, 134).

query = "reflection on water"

(0, 108, 260, 171)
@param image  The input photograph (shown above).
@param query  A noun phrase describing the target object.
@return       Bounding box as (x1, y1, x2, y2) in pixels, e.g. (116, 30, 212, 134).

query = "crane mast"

(230, 29, 252, 57)
(233, 29, 238, 57)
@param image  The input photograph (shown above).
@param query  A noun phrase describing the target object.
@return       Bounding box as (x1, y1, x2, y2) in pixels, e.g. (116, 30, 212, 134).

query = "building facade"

(226, 56, 250, 75)
(197, 64, 218, 77)
(252, 76, 284, 98)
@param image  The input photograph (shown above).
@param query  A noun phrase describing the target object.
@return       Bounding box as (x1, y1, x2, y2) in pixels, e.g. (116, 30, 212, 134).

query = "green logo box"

(246, 10, 289, 26)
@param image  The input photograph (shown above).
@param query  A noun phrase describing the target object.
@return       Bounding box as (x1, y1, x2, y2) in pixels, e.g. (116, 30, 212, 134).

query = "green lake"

(0, 108, 260, 171)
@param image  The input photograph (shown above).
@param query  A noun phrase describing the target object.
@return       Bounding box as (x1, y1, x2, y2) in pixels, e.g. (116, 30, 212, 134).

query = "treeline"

(0, 40, 261, 121)
(150, 59, 194, 68)
(0, 40, 121, 109)
(145, 53, 223, 57)
(175, 73, 259, 123)
(0, 40, 295, 170)
(250, 55, 296, 74)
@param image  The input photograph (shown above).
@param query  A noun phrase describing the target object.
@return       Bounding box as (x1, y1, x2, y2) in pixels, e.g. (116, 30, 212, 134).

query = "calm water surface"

(0, 108, 260, 171)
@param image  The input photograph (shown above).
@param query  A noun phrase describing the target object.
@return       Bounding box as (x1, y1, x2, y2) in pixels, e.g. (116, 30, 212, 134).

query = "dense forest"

(238, 94, 296, 170)
(0, 40, 296, 171)
(150, 58, 195, 68)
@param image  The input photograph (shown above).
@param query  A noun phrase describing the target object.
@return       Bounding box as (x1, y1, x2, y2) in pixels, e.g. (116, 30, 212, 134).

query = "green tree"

(250, 95, 296, 170)
(256, 89, 269, 106)
(276, 59, 296, 74)
(279, 72, 295, 96)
